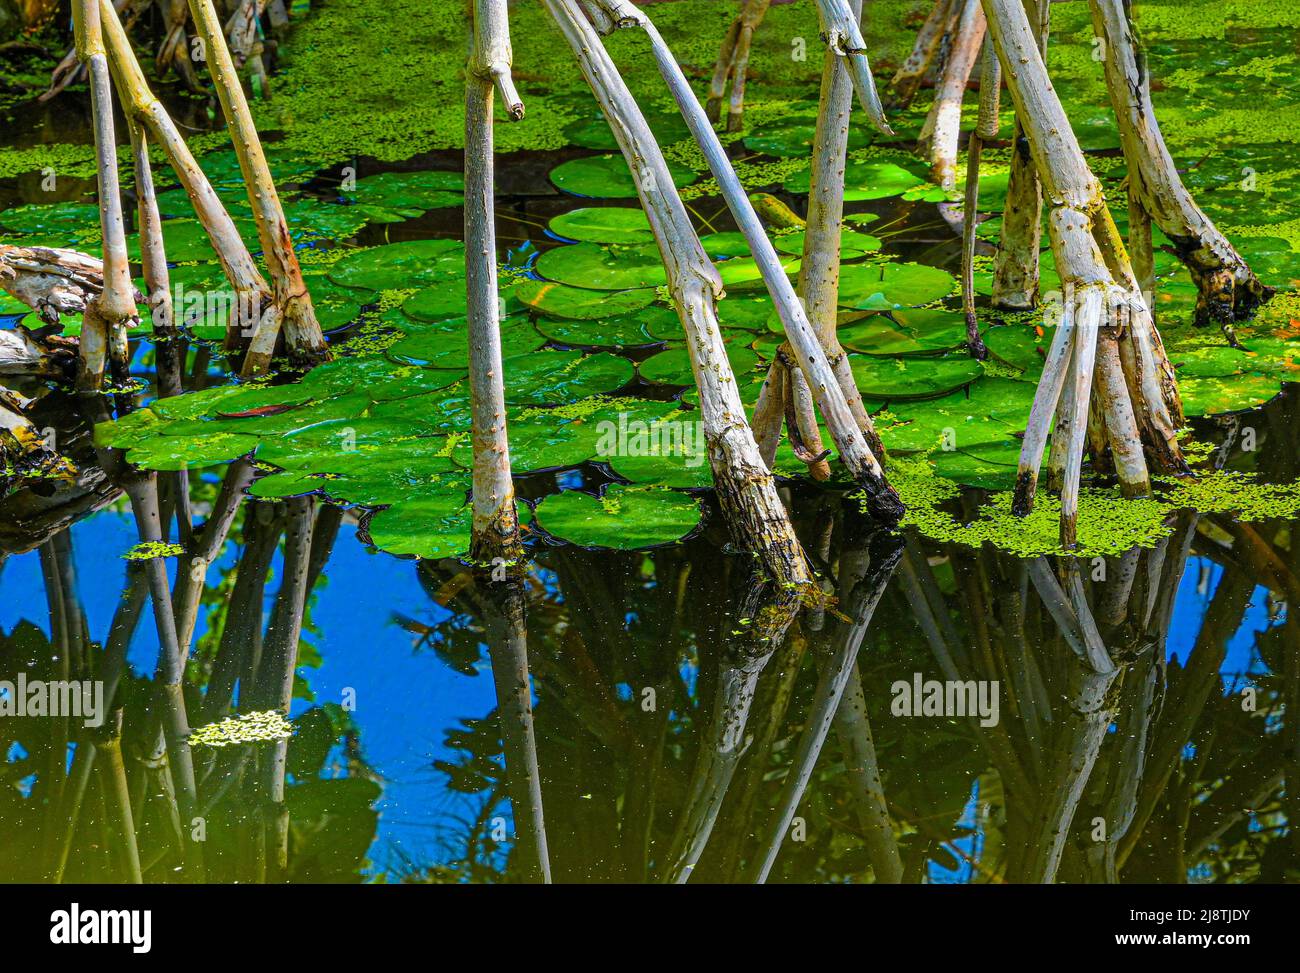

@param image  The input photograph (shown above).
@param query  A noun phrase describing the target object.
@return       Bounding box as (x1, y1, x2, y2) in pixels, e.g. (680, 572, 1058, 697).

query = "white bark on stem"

(798, 0, 886, 455)
(466, 0, 523, 564)
(991, 0, 1048, 309)
(751, 357, 786, 466)
(1057, 297, 1098, 551)
(545, 0, 812, 584)
(1094, 323, 1151, 498)
(984, 0, 1186, 542)
(589, 0, 903, 523)
(918, 0, 983, 191)
(887, 0, 956, 111)
(1011, 284, 1075, 514)
(74, 0, 138, 391)
(184, 0, 329, 373)
(1089, 0, 1272, 333)
(960, 38, 999, 358)
(99, 0, 272, 346)
(813, 0, 893, 136)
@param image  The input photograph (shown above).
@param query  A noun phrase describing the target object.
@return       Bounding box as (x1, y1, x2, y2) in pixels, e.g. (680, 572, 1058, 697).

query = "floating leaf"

(328, 239, 465, 291)
(502, 349, 635, 405)
(124, 431, 260, 471)
(365, 483, 472, 559)
(549, 207, 655, 245)
(838, 262, 955, 309)
(786, 161, 943, 202)
(535, 314, 659, 349)
(533, 485, 701, 549)
(549, 154, 695, 199)
(535, 242, 668, 290)
(514, 277, 656, 319)
(743, 115, 869, 157)
(639, 344, 759, 386)
(848, 353, 983, 400)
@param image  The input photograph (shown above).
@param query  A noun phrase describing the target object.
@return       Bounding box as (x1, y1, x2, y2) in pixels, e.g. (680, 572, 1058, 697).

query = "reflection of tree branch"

(746, 532, 902, 882)
(660, 577, 802, 883)
(833, 663, 903, 882)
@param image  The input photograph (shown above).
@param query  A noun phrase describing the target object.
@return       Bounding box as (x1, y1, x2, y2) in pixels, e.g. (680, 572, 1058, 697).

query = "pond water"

(2, 0, 1299, 884)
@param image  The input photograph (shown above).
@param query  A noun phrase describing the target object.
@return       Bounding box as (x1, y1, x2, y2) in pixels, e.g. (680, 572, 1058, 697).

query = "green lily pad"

(1179, 373, 1282, 416)
(535, 314, 659, 349)
(0, 200, 99, 237)
(743, 115, 869, 157)
(533, 485, 701, 549)
(564, 111, 690, 151)
(840, 308, 969, 355)
(848, 353, 983, 400)
(639, 344, 759, 386)
(549, 154, 695, 199)
(716, 254, 800, 287)
(535, 242, 668, 291)
(344, 170, 464, 210)
(549, 207, 655, 245)
(365, 484, 473, 559)
(502, 349, 635, 405)
(785, 161, 944, 202)
(513, 277, 657, 319)
(328, 239, 465, 292)
(983, 323, 1053, 374)
(838, 262, 955, 310)
(125, 431, 261, 471)
(401, 285, 468, 323)
(774, 227, 882, 259)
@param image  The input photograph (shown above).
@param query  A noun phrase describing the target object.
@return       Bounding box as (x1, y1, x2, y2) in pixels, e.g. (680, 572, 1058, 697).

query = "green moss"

(122, 541, 186, 561)
(869, 452, 1300, 559)
(188, 710, 294, 747)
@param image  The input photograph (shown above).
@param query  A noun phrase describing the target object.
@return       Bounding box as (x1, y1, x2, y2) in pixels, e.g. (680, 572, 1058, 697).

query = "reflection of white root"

(981, 0, 1186, 549)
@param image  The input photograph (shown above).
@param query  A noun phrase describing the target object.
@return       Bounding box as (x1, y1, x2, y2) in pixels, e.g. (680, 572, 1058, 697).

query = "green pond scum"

(2, 0, 1300, 909)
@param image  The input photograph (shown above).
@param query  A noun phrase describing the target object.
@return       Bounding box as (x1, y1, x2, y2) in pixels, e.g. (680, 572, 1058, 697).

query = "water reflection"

(0, 427, 1294, 883)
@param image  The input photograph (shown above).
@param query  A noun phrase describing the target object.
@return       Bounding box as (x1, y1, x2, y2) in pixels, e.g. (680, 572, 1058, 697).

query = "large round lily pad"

(848, 353, 984, 400)
(328, 240, 466, 291)
(365, 484, 473, 559)
(838, 262, 955, 310)
(535, 242, 668, 291)
(533, 485, 701, 549)
(549, 207, 655, 245)
(639, 344, 759, 386)
(549, 154, 695, 199)
(514, 277, 657, 319)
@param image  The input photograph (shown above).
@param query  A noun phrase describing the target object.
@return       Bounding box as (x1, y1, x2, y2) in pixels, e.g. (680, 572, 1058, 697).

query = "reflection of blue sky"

(0, 515, 1285, 884)
(0, 505, 499, 878)
(1165, 557, 1275, 692)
